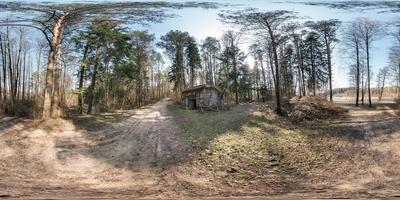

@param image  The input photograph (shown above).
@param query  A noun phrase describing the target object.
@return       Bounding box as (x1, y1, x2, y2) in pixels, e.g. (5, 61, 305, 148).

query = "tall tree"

(308, 19, 341, 101)
(150, 51, 165, 99)
(357, 18, 382, 107)
(73, 32, 92, 115)
(157, 30, 189, 100)
(249, 43, 267, 87)
(303, 31, 328, 96)
(219, 31, 246, 104)
(343, 21, 362, 106)
(238, 64, 253, 101)
(285, 23, 306, 97)
(219, 9, 296, 114)
(201, 37, 220, 86)
(130, 31, 155, 107)
(376, 67, 388, 101)
(0, 1, 218, 119)
(86, 19, 126, 114)
(388, 23, 400, 101)
(185, 36, 201, 87)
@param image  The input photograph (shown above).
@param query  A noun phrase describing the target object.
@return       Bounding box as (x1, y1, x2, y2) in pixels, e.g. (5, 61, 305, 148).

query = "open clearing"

(0, 98, 399, 199)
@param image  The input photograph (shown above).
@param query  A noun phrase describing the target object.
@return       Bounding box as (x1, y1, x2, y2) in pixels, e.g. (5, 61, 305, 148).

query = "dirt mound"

(287, 96, 348, 122)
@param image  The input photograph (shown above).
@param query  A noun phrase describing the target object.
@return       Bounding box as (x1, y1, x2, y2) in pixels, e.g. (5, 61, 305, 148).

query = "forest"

(0, 2, 398, 118)
(0, 1, 399, 199)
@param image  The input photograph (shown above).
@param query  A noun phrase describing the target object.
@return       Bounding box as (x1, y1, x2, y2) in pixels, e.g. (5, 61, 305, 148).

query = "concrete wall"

(199, 88, 222, 107)
(182, 88, 223, 109)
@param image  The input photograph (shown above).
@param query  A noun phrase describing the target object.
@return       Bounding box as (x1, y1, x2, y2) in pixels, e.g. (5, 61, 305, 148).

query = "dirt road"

(0, 99, 399, 199)
(0, 98, 190, 198)
(326, 105, 400, 197)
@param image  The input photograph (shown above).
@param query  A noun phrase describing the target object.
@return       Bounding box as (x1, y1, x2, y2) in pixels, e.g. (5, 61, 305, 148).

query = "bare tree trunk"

(42, 48, 56, 118)
(326, 40, 333, 101)
(0, 58, 2, 102)
(6, 26, 15, 112)
(311, 42, 316, 96)
(176, 44, 184, 100)
(52, 29, 64, 117)
(212, 55, 217, 86)
(260, 56, 266, 86)
(157, 64, 161, 99)
(22, 50, 26, 100)
(267, 46, 276, 90)
(15, 29, 24, 103)
(0, 34, 6, 103)
(294, 38, 304, 97)
(35, 47, 42, 100)
(190, 63, 194, 87)
(267, 26, 282, 114)
(366, 37, 372, 107)
(398, 63, 400, 102)
(397, 63, 400, 102)
(27, 56, 32, 100)
(78, 42, 89, 115)
(355, 39, 360, 106)
(379, 70, 386, 101)
(233, 57, 238, 105)
(87, 45, 100, 114)
(361, 70, 364, 105)
(61, 56, 67, 106)
(42, 13, 67, 119)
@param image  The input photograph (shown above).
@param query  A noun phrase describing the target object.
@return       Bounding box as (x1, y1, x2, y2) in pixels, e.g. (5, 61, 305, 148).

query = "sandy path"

(85, 98, 190, 168)
(1, 100, 399, 199)
(0, 98, 191, 198)
(322, 105, 400, 197)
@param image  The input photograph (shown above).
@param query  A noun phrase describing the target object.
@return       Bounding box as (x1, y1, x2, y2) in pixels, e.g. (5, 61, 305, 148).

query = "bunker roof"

(182, 84, 221, 93)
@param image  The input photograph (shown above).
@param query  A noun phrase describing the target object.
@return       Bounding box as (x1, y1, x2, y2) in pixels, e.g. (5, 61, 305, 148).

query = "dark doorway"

(190, 99, 197, 109)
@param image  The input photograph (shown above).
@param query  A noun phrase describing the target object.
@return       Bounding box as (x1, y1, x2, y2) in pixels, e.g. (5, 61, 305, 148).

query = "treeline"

(334, 86, 399, 99)
(0, 27, 48, 117)
(0, 1, 219, 119)
(342, 18, 399, 106)
(73, 19, 170, 114)
(154, 16, 340, 108)
(215, 10, 340, 113)
(1, 15, 336, 117)
(1, 5, 400, 119)
(0, 21, 171, 117)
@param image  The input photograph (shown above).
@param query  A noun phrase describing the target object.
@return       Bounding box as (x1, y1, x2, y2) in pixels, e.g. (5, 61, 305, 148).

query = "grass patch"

(203, 116, 340, 175)
(168, 105, 250, 148)
(70, 111, 132, 131)
(169, 104, 367, 185)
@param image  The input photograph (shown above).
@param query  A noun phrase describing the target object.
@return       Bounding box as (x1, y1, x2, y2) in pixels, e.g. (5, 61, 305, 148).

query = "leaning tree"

(0, 1, 220, 119)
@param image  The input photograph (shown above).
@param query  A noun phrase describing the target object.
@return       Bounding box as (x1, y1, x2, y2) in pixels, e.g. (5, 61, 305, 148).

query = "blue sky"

(1, 0, 399, 88)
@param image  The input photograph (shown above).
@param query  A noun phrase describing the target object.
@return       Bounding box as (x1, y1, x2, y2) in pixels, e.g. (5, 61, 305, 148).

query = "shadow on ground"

(0, 100, 399, 199)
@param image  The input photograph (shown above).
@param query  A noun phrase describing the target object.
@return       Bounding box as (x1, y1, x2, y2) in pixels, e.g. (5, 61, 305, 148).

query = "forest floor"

(0, 98, 399, 199)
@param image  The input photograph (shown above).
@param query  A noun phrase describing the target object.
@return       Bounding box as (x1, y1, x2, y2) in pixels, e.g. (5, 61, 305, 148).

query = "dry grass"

(169, 103, 392, 194)
(0, 99, 398, 198)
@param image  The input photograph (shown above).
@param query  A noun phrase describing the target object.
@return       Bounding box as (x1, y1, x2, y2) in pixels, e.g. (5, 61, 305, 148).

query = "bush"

(3, 99, 41, 118)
